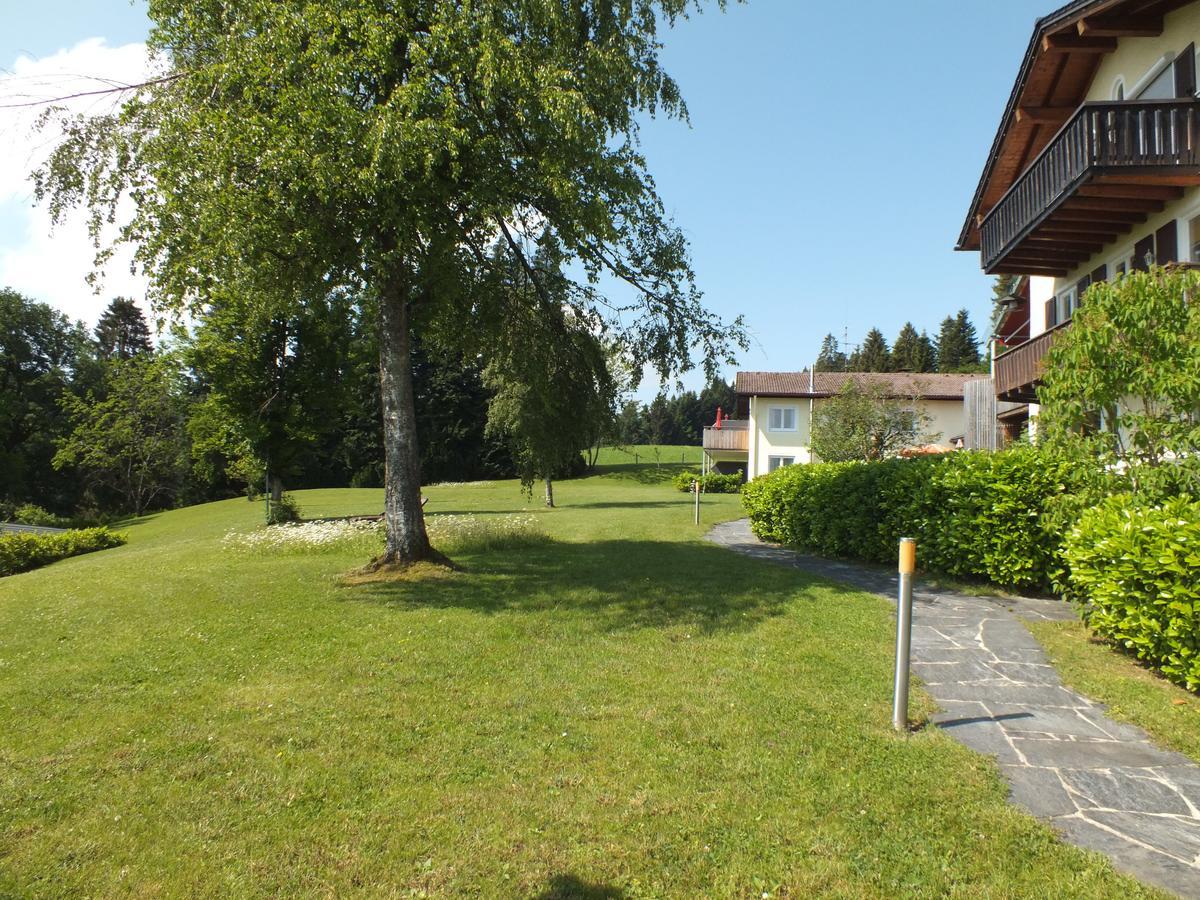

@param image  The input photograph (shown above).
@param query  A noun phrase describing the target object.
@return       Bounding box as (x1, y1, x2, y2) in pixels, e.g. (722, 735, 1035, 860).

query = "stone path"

(707, 519, 1200, 898)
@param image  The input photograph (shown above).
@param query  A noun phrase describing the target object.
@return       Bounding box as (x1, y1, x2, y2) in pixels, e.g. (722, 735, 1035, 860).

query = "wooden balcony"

(981, 100, 1200, 275)
(703, 420, 749, 453)
(994, 322, 1070, 403)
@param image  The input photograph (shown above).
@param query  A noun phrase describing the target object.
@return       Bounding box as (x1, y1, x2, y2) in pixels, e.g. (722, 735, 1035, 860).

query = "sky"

(0, 0, 1054, 399)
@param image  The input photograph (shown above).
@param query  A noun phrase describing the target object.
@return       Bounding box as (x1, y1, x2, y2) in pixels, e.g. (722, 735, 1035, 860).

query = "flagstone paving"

(707, 518, 1200, 898)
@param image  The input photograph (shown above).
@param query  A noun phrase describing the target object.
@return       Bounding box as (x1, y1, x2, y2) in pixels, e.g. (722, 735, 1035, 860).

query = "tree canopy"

(809, 381, 931, 463)
(38, 0, 745, 565)
(95, 298, 153, 360)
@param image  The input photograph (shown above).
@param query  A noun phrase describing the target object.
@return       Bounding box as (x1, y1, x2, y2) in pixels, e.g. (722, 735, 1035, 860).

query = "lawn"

(0, 461, 1159, 897)
(1028, 619, 1200, 764)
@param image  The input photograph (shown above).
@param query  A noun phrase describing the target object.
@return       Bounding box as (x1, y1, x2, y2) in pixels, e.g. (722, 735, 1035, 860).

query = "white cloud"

(0, 38, 152, 326)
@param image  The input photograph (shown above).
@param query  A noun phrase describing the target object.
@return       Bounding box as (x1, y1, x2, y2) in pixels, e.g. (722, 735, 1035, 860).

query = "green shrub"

(1062, 496, 1200, 691)
(671, 470, 743, 494)
(12, 503, 70, 528)
(0, 527, 128, 577)
(267, 493, 302, 525)
(743, 446, 1090, 591)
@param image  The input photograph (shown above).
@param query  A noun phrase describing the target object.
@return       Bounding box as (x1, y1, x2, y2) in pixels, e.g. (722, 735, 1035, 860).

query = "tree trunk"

(378, 279, 432, 563)
(270, 475, 283, 504)
(544, 477, 555, 508)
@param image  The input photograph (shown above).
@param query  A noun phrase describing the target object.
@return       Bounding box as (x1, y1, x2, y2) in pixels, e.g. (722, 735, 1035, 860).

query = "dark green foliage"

(671, 470, 742, 493)
(891, 323, 936, 373)
(11, 504, 69, 528)
(94, 298, 153, 360)
(612, 379, 736, 446)
(816, 333, 847, 372)
(742, 446, 1091, 590)
(849, 328, 891, 372)
(936, 309, 983, 373)
(1063, 496, 1200, 691)
(266, 493, 302, 525)
(0, 527, 126, 577)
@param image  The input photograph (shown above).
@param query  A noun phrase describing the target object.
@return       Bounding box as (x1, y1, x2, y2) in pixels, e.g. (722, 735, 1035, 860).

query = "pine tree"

(955, 308, 981, 369)
(913, 331, 937, 373)
(936, 310, 982, 372)
(815, 333, 847, 372)
(94, 298, 153, 360)
(891, 323, 922, 372)
(850, 328, 891, 372)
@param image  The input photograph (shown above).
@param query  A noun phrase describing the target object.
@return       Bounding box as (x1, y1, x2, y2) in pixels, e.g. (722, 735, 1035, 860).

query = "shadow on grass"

(534, 874, 624, 899)
(338, 536, 864, 633)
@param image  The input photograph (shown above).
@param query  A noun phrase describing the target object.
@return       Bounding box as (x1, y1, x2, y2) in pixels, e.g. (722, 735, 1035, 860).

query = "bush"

(267, 493, 302, 525)
(1062, 496, 1200, 691)
(742, 446, 1090, 591)
(11, 503, 70, 528)
(0, 527, 128, 577)
(671, 470, 743, 494)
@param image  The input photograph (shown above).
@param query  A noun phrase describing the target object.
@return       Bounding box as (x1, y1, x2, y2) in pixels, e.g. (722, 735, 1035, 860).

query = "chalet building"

(958, 0, 1200, 434)
(701, 372, 972, 479)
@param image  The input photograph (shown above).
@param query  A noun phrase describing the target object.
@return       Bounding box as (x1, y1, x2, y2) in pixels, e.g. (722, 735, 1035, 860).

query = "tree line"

(815, 309, 984, 374)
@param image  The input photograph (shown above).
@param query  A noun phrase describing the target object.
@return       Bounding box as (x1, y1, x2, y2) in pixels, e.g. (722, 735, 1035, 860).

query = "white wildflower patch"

(427, 481, 494, 489)
(222, 519, 384, 555)
(426, 513, 545, 554)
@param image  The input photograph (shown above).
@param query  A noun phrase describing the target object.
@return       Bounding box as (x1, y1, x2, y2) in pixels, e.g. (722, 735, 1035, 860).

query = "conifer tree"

(891, 323, 922, 372)
(815, 333, 847, 371)
(849, 328, 891, 372)
(94, 297, 153, 360)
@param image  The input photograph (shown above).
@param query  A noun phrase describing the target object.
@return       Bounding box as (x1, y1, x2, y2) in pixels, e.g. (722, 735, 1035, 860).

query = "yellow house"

(957, 0, 1200, 429)
(702, 371, 973, 480)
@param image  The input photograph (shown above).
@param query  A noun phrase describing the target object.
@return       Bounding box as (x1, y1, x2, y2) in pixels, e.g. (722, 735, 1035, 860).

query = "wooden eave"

(957, 0, 1192, 253)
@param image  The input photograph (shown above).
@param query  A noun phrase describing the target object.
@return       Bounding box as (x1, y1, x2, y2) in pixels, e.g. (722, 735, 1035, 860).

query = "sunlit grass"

(0, 461, 1159, 897)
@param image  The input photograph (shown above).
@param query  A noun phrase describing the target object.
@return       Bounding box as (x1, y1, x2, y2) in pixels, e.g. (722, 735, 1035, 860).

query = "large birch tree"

(36, 0, 743, 566)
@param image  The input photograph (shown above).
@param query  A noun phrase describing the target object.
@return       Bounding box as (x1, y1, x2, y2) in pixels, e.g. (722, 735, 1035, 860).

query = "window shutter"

(1045, 298, 1058, 328)
(1176, 44, 1197, 98)
(1156, 220, 1179, 265)
(1134, 234, 1156, 271)
(1091, 264, 1108, 284)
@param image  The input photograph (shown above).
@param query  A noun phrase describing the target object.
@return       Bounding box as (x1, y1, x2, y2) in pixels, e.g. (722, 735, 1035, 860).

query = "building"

(958, 0, 1200, 429)
(701, 371, 973, 480)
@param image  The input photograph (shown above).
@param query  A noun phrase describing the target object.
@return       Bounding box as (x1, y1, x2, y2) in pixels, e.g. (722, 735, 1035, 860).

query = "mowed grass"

(0, 463, 1159, 897)
(1028, 619, 1200, 764)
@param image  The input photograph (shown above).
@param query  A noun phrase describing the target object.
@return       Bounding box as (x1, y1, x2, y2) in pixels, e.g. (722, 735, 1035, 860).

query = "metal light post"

(892, 538, 917, 733)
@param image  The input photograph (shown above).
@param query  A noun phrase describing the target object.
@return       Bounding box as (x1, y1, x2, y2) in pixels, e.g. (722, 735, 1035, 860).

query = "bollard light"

(893, 538, 916, 733)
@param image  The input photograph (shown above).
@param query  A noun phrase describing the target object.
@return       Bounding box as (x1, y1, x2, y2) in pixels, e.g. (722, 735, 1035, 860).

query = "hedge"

(742, 446, 1084, 591)
(0, 527, 128, 577)
(671, 470, 743, 494)
(1062, 496, 1200, 691)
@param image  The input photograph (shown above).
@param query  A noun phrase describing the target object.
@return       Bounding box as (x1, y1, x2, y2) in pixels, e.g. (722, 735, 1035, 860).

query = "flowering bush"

(426, 514, 545, 554)
(223, 519, 383, 555)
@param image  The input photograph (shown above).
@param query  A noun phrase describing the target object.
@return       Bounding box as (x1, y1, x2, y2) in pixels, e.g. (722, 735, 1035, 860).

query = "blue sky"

(1, 0, 1053, 397)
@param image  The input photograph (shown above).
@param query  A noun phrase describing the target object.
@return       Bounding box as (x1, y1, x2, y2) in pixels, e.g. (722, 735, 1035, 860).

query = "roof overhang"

(957, 0, 1193, 254)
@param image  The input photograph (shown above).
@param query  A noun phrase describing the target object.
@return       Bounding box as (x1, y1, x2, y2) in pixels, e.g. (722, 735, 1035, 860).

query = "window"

(768, 456, 795, 473)
(1190, 215, 1200, 263)
(768, 406, 797, 432)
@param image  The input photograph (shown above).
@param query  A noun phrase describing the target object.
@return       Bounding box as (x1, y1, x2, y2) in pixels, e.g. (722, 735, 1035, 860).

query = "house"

(957, 0, 1200, 431)
(702, 371, 973, 480)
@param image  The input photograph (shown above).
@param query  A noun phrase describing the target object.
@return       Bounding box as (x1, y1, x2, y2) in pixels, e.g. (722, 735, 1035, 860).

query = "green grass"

(1028, 618, 1200, 763)
(0, 462, 1161, 897)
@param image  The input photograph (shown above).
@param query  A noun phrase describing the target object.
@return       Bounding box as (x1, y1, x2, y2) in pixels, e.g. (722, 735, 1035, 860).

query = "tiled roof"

(735, 371, 975, 401)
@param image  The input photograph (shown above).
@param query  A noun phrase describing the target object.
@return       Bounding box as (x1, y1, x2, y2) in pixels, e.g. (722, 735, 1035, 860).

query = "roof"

(957, 0, 1194, 253)
(735, 371, 975, 401)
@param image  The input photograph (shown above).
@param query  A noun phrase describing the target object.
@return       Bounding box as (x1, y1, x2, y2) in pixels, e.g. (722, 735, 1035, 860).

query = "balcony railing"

(981, 100, 1200, 272)
(702, 420, 749, 452)
(994, 322, 1070, 403)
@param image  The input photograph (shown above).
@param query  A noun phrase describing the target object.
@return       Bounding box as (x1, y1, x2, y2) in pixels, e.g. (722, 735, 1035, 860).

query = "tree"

(849, 328, 891, 372)
(0, 288, 97, 512)
(816, 333, 847, 372)
(1039, 267, 1200, 489)
(54, 354, 190, 516)
(95, 297, 153, 360)
(936, 309, 982, 372)
(38, 0, 744, 566)
(809, 380, 931, 463)
(892, 323, 936, 373)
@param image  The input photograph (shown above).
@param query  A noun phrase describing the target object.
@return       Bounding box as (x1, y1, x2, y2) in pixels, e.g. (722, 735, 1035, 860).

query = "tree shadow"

(592, 461, 694, 485)
(533, 873, 625, 900)
(337, 537, 861, 634)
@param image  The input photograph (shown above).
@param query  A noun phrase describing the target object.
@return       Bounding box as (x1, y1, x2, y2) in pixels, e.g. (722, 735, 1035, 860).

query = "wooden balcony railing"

(703, 421, 749, 452)
(994, 322, 1070, 403)
(981, 100, 1200, 273)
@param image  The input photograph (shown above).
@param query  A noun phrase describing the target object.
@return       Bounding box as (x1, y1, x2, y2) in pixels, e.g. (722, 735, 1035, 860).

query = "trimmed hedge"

(1062, 496, 1200, 691)
(0, 527, 128, 577)
(742, 447, 1084, 590)
(672, 470, 743, 494)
